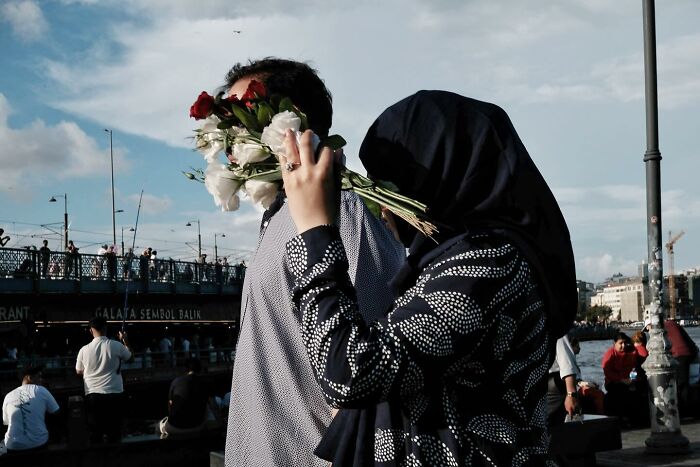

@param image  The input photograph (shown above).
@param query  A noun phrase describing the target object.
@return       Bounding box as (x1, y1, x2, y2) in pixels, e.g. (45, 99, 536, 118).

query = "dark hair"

(223, 57, 333, 137)
(185, 358, 202, 374)
(89, 316, 107, 332)
(613, 332, 630, 344)
(23, 365, 43, 379)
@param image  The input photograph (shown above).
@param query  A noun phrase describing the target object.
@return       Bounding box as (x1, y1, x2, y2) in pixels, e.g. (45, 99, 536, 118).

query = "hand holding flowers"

(279, 129, 339, 233)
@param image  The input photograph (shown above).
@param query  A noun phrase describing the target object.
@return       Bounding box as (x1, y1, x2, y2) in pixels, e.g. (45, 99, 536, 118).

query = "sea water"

(577, 326, 700, 387)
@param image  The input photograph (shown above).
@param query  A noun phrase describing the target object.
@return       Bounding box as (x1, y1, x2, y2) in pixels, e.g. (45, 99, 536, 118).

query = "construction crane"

(666, 230, 685, 319)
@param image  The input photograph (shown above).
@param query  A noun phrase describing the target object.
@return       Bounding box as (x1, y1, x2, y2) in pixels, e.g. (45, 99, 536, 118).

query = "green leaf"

(346, 171, 374, 189)
(375, 179, 400, 192)
(340, 175, 353, 190)
(214, 91, 226, 105)
(231, 105, 260, 132)
(217, 119, 238, 129)
(256, 102, 274, 127)
(279, 97, 295, 113)
(269, 94, 282, 112)
(321, 134, 347, 150)
(361, 197, 382, 219)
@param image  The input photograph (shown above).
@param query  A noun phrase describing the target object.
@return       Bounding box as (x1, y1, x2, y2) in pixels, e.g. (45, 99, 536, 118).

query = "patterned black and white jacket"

(287, 225, 555, 466)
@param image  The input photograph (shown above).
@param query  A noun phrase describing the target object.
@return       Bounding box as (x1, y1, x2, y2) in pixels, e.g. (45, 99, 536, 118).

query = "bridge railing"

(0, 247, 245, 287)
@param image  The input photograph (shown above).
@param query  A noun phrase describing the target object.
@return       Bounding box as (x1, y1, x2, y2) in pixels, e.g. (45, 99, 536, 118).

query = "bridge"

(0, 247, 245, 393)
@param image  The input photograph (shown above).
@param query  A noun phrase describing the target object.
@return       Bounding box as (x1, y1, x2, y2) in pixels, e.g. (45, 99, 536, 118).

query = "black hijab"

(359, 90, 577, 338)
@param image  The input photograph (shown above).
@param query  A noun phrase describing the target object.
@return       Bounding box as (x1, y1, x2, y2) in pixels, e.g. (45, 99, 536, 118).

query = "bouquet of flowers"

(186, 80, 437, 237)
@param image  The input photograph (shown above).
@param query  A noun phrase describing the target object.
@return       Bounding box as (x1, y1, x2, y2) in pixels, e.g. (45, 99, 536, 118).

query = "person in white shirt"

(547, 334, 581, 426)
(95, 244, 108, 278)
(3, 367, 59, 452)
(75, 317, 133, 443)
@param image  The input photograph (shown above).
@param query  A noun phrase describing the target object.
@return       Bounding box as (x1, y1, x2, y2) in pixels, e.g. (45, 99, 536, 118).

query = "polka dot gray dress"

(224, 192, 404, 467)
(287, 226, 555, 466)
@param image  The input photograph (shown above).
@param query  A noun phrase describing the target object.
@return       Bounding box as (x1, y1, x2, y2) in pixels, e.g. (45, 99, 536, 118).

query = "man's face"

(228, 75, 258, 100)
(614, 339, 627, 353)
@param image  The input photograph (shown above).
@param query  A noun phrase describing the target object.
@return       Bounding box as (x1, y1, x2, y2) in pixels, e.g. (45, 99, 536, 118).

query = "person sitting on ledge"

(602, 332, 647, 425)
(2, 366, 59, 453)
(157, 358, 219, 438)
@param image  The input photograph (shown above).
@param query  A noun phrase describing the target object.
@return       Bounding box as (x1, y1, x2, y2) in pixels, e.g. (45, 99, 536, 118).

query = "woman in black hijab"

(280, 90, 576, 466)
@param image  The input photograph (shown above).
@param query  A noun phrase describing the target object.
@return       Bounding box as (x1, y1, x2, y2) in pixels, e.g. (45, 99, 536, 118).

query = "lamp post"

(104, 129, 117, 248)
(121, 226, 135, 255)
(186, 220, 202, 259)
(640, 0, 689, 453)
(214, 233, 226, 262)
(48, 193, 68, 250)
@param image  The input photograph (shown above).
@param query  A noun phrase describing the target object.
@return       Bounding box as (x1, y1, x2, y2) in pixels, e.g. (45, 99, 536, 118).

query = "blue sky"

(1, 0, 699, 281)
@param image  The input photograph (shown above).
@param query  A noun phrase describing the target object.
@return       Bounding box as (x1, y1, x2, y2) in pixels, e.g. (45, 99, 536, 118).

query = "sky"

(0, 0, 699, 282)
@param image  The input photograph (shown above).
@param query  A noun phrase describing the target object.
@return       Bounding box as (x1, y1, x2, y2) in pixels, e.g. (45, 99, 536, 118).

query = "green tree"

(585, 305, 613, 323)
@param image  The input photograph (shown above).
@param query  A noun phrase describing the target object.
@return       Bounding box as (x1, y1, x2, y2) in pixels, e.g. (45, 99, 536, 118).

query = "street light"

(104, 129, 117, 248)
(186, 220, 202, 259)
(640, 0, 688, 453)
(121, 226, 135, 255)
(48, 193, 68, 250)
(214, 233, 226, 261)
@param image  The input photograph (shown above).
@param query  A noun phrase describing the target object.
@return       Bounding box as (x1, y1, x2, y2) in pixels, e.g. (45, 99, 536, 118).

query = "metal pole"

(641, 0, 689, 453)
(214, 234, 218, 262)
(197, 220, 202, 259)
(63, 193, 68, 250)
(121, 227, 125, 255)
(106, 129, 117, 248)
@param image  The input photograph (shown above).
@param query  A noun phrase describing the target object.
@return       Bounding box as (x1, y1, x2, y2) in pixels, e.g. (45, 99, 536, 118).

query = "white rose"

(261, 111, 301, 156)
(232, 142, 269, 166)
(243, 179, 279, 210)
(195, 116, 225, 163)
(261, 111, 322, 158)
(204, 163, 243, 211)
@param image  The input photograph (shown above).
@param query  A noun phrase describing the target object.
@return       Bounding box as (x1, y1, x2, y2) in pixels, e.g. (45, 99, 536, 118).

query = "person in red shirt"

(602, 332, 648, 425)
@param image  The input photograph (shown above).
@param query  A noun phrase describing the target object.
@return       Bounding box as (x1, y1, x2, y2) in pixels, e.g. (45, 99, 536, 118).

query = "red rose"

(189, 91, 215, 120)
(241, 79, 267, 101)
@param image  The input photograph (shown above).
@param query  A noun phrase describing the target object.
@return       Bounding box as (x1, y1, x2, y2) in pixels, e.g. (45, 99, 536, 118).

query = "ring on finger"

(284, 161, 300, 172)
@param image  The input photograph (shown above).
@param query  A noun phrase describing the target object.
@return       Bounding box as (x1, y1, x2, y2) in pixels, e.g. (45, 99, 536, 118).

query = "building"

(576, 280, 595, 315)
(590, 278, 648, 322)
(663, 274, 691, 319)
(689, 275, 700, 317)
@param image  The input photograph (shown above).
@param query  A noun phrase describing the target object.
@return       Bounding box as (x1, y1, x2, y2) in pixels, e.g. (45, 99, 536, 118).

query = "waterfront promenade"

(597, 419, 700, 466)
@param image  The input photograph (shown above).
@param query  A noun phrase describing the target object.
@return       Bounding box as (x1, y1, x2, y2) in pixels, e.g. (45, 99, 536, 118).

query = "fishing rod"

(121, 189, 144, 334)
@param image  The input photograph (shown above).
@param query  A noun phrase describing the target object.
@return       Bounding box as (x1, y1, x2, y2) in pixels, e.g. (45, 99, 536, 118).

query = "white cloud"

(528, 32, 700, 108)
(115, 206, 261, 261)
(0, 94, 129, 199)
(126, 193, 173, 215)
(579, 253, 639, 282)
(1, 0, 48, 42)
(39, 0, 630, 152)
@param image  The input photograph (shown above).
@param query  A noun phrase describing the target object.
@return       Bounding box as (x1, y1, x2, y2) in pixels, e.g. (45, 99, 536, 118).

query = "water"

(577, 326, 700, 387)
